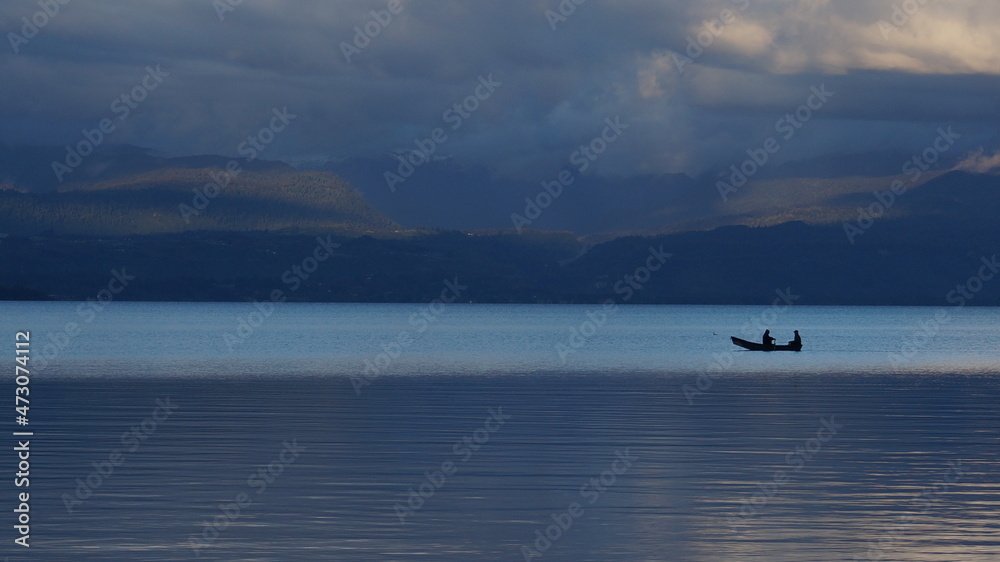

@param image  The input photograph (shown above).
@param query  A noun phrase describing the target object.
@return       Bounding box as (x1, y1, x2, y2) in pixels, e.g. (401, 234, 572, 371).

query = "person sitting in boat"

(762, 330, 775, 349)
(789, 330, 802, 349)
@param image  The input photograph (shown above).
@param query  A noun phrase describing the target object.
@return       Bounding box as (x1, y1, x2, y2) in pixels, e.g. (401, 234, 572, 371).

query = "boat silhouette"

(731, 336, 802, 352)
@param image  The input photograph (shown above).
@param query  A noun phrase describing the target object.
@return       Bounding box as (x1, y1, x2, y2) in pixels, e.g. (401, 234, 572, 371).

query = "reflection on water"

(17, 372, 1000, 561)
(1, 302, 998, 560)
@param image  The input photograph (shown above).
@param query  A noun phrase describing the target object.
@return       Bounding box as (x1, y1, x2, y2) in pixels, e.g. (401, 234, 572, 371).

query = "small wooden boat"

(731, 336, 802, 352)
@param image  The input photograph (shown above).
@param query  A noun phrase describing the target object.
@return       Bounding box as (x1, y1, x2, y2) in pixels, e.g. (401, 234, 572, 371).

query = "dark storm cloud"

(2, 0, 999, 178)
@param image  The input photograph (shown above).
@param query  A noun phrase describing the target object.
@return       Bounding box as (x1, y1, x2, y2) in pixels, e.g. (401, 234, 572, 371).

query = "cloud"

(955, 149, 1000, 174)
(0, 0, 998, 181)
(696, 0, 1000, 75)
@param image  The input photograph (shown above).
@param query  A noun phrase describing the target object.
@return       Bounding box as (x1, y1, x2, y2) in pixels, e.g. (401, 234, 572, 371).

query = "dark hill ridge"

(2, 215, 999, 305)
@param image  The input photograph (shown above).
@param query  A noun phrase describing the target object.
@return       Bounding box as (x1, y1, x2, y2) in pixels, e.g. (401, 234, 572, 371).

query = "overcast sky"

(2, 0, 999, 179)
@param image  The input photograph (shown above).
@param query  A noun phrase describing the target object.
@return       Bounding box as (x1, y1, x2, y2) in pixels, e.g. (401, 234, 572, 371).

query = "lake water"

(1, 302, 998, 561)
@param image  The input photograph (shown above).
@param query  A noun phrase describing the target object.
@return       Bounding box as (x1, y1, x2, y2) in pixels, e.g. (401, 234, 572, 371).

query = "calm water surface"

(1, 302, 998, 561)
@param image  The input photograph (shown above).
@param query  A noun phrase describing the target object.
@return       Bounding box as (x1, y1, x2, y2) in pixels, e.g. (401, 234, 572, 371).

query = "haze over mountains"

(2, 141, 999, 305)
(3, 141, 994, 237)
(0, 144, 396, 236)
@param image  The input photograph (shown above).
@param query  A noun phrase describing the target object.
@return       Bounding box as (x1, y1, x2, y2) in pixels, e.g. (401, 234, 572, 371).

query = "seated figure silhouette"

(762, 330, 776, 350)
(788, 330, 802, 350)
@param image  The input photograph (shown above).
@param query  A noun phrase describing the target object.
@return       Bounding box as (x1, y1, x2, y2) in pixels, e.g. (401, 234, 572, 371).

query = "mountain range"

(1, 142, 998, 305)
